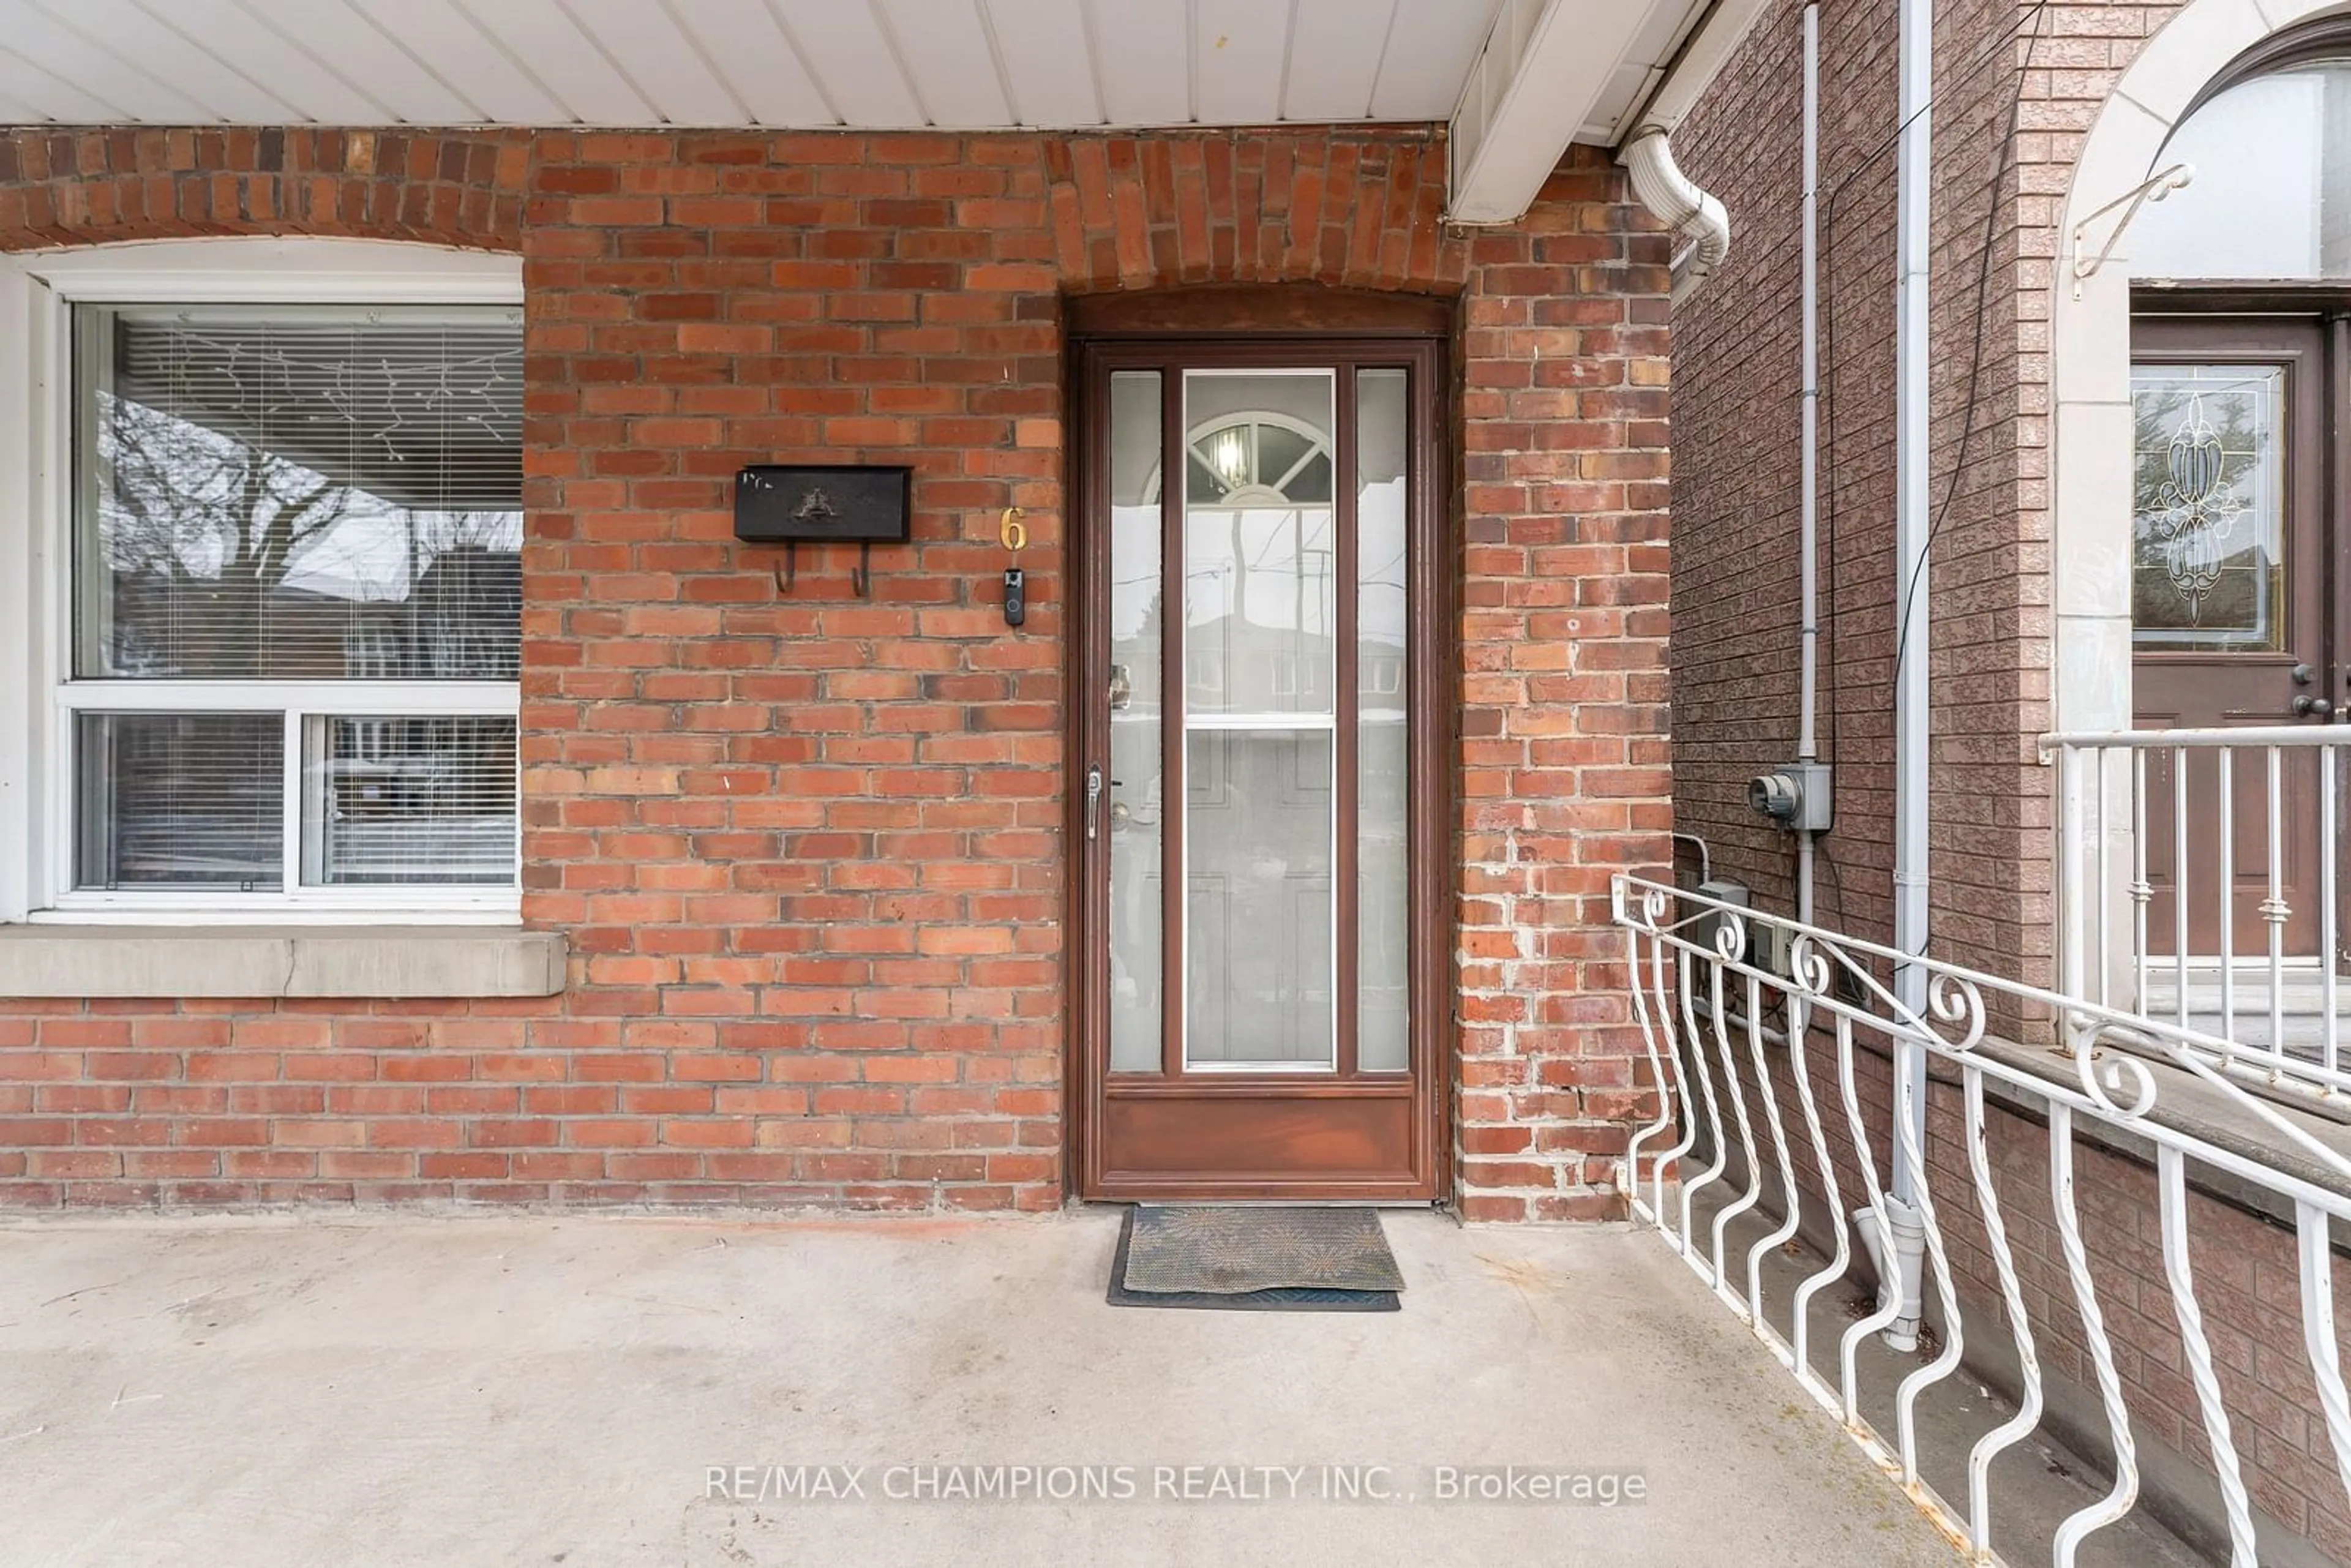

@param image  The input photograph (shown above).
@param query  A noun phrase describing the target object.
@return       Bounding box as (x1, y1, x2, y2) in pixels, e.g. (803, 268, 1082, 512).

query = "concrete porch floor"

(0, 1209, 1959, 1567)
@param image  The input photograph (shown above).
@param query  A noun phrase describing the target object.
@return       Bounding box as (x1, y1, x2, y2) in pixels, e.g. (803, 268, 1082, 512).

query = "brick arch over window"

(0, 127, 528, 252)
(1041, 131, 1467, 296)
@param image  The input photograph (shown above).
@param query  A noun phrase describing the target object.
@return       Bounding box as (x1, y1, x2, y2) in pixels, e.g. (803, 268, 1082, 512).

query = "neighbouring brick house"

(0, 1, 1747, 1223)
(1668, 0, 2351, 1561)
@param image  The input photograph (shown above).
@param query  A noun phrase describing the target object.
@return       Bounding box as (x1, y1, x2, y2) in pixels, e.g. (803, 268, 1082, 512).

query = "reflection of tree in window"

(88, 314, 522, 683)
(69, 307, 523, 896)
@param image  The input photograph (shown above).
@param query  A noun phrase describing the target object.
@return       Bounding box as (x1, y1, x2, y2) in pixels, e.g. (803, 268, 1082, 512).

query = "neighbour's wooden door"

(2132, 315, 2330, 958)
(1068, 333, 1446, 1201)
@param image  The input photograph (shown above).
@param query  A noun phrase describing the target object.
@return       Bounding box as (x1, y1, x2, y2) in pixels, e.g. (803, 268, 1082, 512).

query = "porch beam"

(1445, 0, 1769, 226)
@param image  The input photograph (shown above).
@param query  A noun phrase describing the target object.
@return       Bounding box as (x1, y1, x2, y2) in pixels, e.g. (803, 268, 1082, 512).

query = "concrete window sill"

(1967, 1033, 2351, 1215)
(0, 926, 568, 1000)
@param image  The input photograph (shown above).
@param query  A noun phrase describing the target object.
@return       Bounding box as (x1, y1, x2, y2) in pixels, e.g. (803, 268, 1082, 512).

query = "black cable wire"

(1812, 1, 1848, 931)
(1817, 0, 2058, 211)
(1820, 830, 1850, 931)
(1806, 0, 2055, 940)
(1888, 0, 2057, 688)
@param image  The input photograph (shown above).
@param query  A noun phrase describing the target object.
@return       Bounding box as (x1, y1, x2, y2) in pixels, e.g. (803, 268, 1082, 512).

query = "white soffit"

(0, 0, 1514, 130)
(1447, 0, 1720, 225)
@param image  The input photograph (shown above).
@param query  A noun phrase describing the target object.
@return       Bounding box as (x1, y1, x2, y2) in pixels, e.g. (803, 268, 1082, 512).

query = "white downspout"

(1883, 0, 1935, 1350)
(1622, 130, 1731, 303)
(1796, 2, 1820, 928)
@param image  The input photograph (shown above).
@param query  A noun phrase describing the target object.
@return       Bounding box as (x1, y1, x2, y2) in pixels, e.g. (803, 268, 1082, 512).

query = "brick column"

(1453, 151, 1676, 1220)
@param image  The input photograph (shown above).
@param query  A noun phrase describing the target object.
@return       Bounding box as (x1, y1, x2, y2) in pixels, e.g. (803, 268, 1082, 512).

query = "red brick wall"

(1454, 176, 1675, 1220)
(0, 124, 1670, 1217)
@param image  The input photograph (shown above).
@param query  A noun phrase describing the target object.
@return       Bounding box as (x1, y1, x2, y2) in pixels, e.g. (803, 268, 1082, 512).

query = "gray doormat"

(1105, 1206, 1403, 1312)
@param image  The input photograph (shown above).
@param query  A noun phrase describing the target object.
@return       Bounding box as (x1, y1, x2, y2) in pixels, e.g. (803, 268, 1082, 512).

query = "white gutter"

(1886, 0, 1935, 1346)
(1610, 0, 1769, 299)
(1622, 129, 1731, 302)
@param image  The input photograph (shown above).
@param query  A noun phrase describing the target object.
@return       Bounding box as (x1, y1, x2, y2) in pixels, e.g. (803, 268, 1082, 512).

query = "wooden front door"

(2132, 313, 2332, 956)
(1068, 335, 1447, 1201)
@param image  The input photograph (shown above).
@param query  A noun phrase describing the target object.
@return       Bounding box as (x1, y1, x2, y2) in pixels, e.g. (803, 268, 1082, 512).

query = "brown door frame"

(1063, 323, 1453, 1202)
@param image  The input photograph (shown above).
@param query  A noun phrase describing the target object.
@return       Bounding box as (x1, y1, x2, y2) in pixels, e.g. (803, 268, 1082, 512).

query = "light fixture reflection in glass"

(1210, 427, 1248, 490)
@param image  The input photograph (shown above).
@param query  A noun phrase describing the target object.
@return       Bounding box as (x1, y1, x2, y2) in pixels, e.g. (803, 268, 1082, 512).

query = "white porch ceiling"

(0, 0, 1716, 137)
(0, 0, 1513, 130)
(0, 0, 1753, 224)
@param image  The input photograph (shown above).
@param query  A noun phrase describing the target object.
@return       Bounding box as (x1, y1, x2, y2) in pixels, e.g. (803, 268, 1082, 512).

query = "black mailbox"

(734, 464, 912, 544)
(735, 464, 912, 596)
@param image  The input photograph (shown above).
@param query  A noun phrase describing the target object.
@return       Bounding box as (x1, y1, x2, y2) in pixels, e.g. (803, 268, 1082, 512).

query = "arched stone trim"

(2050, 0, 2351, 733)
(0, 127, 528, 253)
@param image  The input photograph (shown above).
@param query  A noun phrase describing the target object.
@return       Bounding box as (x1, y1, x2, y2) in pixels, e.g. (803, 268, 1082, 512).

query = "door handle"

(1085, 764, 1103, 839)
(2295, 696, 2335, 718)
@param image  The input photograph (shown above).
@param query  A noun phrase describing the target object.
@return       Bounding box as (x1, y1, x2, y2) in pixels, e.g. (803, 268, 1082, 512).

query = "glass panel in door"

(2131, 364, 2284, 650)
(1356, 369, 1411, 1071)
(1107, 371, 1164, 1073)
(1183, 371, 1338, 1069)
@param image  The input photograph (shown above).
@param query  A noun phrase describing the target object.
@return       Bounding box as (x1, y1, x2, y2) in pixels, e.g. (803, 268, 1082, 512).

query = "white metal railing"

(2044, 726, 2351, 1102)
(1612, 872, 2351, 1567)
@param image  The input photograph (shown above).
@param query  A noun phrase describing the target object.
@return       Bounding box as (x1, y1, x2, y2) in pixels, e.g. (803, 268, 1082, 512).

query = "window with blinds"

(65, 304, 523, 904)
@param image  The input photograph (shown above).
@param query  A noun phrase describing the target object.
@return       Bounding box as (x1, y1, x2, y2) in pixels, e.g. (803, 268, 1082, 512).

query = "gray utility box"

(1688, 878, 1751, 962)
(1747, 760, 1834, 834)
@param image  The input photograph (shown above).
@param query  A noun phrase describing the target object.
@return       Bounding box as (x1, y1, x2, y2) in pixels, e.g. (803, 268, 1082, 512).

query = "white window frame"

(0, 239, 525, 926)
